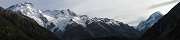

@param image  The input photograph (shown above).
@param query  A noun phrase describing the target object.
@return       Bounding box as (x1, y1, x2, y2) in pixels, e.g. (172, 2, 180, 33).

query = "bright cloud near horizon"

(0, 0, 179, 26)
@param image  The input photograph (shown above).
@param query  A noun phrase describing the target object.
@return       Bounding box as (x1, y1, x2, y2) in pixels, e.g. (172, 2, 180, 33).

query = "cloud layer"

(150, 0, 180, 8)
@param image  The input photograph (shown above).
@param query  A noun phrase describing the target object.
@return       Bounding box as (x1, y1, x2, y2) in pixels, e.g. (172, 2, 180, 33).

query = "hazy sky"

(0, 0, 179, 26)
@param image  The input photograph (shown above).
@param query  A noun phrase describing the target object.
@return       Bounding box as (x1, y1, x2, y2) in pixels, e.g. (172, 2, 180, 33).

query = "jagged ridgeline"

(0, 6, 59, 40)
(7, 2, 141, 40)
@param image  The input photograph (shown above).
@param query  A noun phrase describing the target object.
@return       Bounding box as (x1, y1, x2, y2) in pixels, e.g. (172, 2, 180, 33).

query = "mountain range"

(1, 2, 179, 40)
(7, 2, 142, 40)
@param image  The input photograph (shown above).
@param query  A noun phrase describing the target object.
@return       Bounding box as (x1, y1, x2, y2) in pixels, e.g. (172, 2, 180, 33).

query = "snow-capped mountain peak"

(148, 11, 163, 21)
(8, 2, 35, 11)
(42, 9, 85, 31)
(137, 11, 163, 31)
(7, 2, 47, 27)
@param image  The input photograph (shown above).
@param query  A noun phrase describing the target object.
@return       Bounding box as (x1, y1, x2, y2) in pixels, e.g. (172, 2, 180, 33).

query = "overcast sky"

(0, 0, 179, 26)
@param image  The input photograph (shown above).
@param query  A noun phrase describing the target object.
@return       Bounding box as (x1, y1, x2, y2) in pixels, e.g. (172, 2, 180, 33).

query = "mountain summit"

(137, 11, 163, 32)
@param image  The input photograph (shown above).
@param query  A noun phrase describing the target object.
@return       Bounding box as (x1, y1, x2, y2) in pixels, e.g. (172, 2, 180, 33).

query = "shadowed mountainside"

(141, 2, 180, 40)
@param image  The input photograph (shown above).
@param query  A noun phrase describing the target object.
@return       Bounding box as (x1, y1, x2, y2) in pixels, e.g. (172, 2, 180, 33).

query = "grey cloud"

(150, 0, 180, 9)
